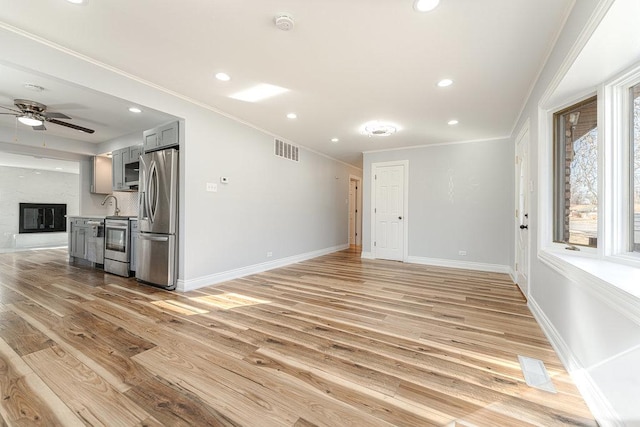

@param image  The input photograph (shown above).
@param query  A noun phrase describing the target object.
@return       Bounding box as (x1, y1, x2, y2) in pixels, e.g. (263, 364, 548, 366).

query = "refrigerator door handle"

(138, 191, 147, 220)
(138, 234, 169, 242)
(148, 160, 159, 224)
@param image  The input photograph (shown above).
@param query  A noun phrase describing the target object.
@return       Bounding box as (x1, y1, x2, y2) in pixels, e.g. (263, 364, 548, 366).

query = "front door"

(373, 163, 405, 261)
(515, 124, 530, 296)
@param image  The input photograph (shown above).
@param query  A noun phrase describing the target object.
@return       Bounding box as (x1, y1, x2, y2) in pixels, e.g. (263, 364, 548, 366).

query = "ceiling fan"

(0, 99, 95, 134)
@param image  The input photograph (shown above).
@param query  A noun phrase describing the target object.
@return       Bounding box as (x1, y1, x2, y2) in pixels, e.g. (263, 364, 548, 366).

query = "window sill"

(538, 249, 640, 326)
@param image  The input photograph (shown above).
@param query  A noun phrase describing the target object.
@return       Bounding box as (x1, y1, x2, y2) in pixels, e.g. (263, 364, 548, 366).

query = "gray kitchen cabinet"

(129, 145, 142, 162)
(112, 148, 125, 190)
(143, 121, 179, 153)
(69, 217, 104, 265)
(90, 155, 112, 194)
(112, 145, 143, 191)
(69, 219, 88, 259)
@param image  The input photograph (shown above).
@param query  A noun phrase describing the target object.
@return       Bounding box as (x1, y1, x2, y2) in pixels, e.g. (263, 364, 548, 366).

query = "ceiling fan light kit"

(17, 114, 43, 127)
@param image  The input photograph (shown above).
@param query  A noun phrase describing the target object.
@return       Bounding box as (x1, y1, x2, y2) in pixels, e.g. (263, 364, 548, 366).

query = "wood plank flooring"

(0, 247, 596, 426)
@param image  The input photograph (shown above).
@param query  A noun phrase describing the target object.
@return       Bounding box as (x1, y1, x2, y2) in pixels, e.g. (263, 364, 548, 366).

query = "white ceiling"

(0, 0, 574, 167)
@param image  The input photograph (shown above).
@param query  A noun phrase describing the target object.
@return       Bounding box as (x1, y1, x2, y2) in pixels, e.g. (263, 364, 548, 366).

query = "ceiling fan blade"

(0, 105, 20, 114)
(47, 118, 95, 134)
(43, 111, 71, 119)
(33, 124, 47, 131)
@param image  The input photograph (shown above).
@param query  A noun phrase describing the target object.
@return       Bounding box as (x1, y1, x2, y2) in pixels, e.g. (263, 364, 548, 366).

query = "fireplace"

(19, 203, 67, 233)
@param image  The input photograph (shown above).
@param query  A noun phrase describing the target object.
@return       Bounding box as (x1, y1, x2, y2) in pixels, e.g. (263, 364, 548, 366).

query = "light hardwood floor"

(0, 247, 596, 426)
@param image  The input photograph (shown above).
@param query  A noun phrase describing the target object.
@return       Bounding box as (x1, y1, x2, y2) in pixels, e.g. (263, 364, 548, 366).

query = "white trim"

(406, 256, 512, 275)
(360, 251, 374, 260)
(370, 160, 409, 262)
(528, 297, 622, 427)
(538, 250, 640, 326)
(362, 135, 508, 154)
(176, 244, 349, 292)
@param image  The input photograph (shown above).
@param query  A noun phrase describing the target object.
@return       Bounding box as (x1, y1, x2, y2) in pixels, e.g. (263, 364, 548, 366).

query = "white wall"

(0, 26, 361, 290)
(362, 138, 513, 272)
(0, 165, 78, 249)
(512, 0, 640, 424)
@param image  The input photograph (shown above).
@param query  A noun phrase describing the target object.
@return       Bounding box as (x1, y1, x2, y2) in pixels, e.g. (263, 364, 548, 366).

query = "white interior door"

(515, 125, 530, 296)
(374, 164, 405, 261)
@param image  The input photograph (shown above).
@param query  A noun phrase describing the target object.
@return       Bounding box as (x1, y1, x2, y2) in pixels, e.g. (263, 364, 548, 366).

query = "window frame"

(552, 96, 599, 249)
(541, 63, 640, 270)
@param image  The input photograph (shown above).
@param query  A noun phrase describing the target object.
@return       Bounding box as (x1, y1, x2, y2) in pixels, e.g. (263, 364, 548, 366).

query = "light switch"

(206, 182, 217, 192)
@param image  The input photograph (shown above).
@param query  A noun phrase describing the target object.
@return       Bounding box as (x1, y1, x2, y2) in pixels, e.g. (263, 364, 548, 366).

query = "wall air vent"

(274, 138, 299, 162)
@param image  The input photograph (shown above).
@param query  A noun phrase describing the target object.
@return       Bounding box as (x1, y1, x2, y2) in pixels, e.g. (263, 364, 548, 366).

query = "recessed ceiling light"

(448, 119, 459, 125)
(55, 167, 63, 170)
(128, 107, 142, 113)
(414, 0, 440, 12)
(437, 78, 453, 87)
(67, 0, 86, 4)
(230, 83, 289, 103)
(331, 138, 339, 143)
(286, 113, 297, 119)
(215, 72, 231, 81)
(360, 120, 399, 137)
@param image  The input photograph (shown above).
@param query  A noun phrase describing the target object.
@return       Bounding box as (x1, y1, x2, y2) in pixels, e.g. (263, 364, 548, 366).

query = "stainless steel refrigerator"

(136, 148, 178, 289)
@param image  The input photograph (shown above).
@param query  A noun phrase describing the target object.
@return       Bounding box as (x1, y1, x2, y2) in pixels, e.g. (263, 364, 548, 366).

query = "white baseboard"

(528, 298, 622, 427)
(406, 256, 512, 275)
(177, 244, 349, 292)
(360, 251, 374, 260)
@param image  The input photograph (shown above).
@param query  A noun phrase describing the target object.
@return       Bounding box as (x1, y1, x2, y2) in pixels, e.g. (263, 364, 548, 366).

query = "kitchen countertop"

(67, 215, 106, 219)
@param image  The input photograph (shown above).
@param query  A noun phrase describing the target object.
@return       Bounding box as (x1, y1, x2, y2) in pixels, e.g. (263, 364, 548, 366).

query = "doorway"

(348, 176, 362, 247)
(371, 161, 408, 261)
(515, 121, 530, 297)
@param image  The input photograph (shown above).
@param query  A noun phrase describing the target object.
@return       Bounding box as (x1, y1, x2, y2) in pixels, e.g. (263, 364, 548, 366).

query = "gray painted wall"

(362, 138, 513, 268)
(512, 0, 640, 423)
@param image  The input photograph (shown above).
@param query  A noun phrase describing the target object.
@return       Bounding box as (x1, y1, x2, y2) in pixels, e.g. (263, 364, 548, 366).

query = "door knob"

(520, 224, 528, 229)
(398, 216, 403, 220)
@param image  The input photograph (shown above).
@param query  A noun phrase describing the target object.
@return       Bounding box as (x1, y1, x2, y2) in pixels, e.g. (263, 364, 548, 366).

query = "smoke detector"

(274, 14, 294, 31)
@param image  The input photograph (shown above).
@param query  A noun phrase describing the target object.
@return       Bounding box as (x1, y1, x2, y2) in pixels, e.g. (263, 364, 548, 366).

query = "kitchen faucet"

(101, 194, 121, 216)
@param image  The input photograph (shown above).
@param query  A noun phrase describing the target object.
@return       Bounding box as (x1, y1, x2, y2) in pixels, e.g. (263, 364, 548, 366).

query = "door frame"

(514, 119, 530, 297)
(370, 160, 409, 261)
(348, 174, 362, 246)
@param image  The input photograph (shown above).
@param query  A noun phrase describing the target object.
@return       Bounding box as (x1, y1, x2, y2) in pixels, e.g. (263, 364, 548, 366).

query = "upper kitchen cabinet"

(112, 145, 143, 191)
(143, 121, 180, 153)
(90, 155, 112, 194)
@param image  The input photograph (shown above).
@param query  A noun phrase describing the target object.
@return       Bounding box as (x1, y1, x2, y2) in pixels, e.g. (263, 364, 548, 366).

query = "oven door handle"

(138, 234, 169, 242)
(106, 225, 128, 231)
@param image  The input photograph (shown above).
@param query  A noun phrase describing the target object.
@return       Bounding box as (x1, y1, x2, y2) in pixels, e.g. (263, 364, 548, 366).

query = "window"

(553, 97, 598, 248)
(631, 84, 640, 252)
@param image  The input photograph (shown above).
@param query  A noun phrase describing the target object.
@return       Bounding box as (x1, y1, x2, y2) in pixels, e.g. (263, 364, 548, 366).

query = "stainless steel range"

(104, 217, 133, 277)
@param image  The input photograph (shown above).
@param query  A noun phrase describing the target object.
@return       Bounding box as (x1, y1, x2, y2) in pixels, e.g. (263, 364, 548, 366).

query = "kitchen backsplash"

(113, 191, 139, 216)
